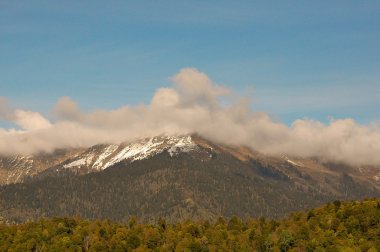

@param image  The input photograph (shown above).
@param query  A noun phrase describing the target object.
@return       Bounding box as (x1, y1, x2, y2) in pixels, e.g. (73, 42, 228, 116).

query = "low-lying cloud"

(1, 68, 380, 166)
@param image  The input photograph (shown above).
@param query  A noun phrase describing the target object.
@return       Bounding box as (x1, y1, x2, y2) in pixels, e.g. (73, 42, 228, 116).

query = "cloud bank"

(1, 68, 380, 166)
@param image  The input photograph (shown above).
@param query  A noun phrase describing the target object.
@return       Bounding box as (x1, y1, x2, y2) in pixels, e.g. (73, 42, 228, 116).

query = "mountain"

(0, 134, 380, 223)
(0, 135, 198, 184)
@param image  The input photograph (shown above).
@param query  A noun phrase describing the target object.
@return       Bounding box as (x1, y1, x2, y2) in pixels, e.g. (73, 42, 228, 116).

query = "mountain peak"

(60, 134, 199, 171)
(0, 134, 203, 184)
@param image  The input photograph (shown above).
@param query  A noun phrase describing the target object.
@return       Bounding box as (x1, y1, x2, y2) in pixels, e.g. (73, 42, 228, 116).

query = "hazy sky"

(1, 1, 379, 126)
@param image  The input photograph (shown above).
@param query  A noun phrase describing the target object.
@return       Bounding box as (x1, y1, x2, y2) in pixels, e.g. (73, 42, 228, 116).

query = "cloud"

(1, 68, 380, 166)
(0, 98, 52, 131)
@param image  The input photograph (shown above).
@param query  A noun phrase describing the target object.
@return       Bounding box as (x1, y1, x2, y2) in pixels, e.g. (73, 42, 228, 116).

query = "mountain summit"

(0, 135, 199, 184)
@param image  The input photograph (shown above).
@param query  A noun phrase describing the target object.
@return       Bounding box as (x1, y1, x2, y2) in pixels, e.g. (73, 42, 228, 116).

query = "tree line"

(1, 198, 380, 251)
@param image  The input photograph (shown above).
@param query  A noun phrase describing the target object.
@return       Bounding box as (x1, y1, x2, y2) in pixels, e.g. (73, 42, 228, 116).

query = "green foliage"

(279, 231, 294, 251)
(0, 199, 380, 251)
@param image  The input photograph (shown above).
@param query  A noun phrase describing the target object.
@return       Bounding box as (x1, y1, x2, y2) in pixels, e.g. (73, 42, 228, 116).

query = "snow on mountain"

(168, 136, 195, 156)
(0, 156, 34, 184)
(281, 155, 304, 167)
(2, 134, 379, 188)
(0, 135, 198, 185)
(0, 149, 80, 184)
(63, 135, 197, 171)
(93, 145, 119, 169)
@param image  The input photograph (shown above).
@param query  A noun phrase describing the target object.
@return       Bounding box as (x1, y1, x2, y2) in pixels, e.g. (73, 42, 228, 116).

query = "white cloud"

(0, 97, 52, 131)
(0, 68, 380, 166)
(12, 109, 52, 131)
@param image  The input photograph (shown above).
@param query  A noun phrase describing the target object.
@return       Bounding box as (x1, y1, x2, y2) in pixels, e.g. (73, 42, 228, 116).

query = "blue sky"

(1, 0, 379, 126)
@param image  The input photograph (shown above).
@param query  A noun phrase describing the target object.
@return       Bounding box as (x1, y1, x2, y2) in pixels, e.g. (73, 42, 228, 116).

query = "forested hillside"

(1, 151, 378, 223)
(1, 199, 379, 251)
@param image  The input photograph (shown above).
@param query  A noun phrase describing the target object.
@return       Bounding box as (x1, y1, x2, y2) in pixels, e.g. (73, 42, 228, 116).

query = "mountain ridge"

(0, 134, 379, 223)
(0, 135, 200, 184)
(2, 133, 380, 187)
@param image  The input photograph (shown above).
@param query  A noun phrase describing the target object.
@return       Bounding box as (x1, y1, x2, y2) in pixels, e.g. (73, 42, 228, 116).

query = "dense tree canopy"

(1, 199, 380, 251)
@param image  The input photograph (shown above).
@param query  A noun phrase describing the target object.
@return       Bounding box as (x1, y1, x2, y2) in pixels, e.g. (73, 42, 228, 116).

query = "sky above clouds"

(1, 68, 380, 166)
(0, 1, 380, 164)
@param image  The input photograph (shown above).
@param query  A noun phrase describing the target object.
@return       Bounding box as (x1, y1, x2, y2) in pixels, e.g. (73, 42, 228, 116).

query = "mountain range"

(0, 134, 379, 223)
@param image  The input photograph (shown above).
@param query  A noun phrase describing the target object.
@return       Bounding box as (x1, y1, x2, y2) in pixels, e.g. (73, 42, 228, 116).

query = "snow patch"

(168, 136, 196, 156)
(373, 173, 380, 181)
(103, 138, 165, 168)
(63, 158, 86, 168)
(62, 135, 197, 170)
(282, 155, 303, 167)
(63, 154, 94, 168)
(93, 145, 119, 170)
